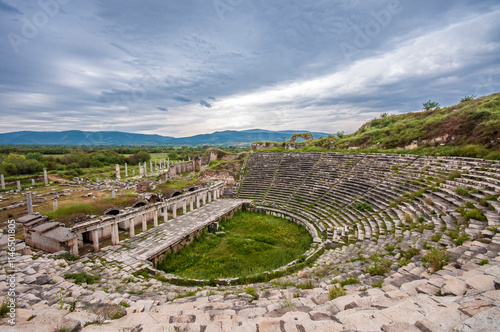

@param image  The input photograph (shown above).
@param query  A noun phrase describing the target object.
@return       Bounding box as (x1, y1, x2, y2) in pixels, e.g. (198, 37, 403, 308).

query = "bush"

(355, 201, 373, 212)
(297, 279, 315, 290)
(0, 299, 9, 318)
(367, 259, 391, 276)
(460, 95, 476, 103)
(422, 100, 440, 111)
(246, 287, 259, 301)
(339, 275, 359, 287)
(328, 285, 346, 300)
(421, 248, 450, 272)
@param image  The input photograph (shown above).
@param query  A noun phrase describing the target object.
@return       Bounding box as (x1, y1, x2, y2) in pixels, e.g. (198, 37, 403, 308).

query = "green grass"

(63, 272, 100, 285)
(43, 195, 138, 225)
(479, 259, 489, 266)
(339, 275, 359, 287)
(46, 203, 99, 219)
(245, 287, 259, 301)
(0, 300, 9, 318)
(354, 201, 373, 212)
(157, 211, 313, 279)
(328, 285, 346, 300)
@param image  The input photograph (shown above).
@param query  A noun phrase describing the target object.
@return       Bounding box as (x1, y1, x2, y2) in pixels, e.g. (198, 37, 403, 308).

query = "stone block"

(441, 278, 467, 296)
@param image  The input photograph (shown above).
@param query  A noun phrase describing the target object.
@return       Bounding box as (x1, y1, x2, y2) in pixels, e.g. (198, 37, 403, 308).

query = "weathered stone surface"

(381, 321, 422, 332)
(238, 307, 267, 318)
(414, 306, 468, 332)
(441, 278, 467, 296)
(415, 283, 440, 296)
(466, 274, 496, 292)
(452, 307, 500, 332)
(459, 299, 495, 317)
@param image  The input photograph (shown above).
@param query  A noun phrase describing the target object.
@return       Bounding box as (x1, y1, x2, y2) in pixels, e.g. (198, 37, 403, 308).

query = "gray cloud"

(0, 1, 21, 14)
(199, 100, 212, 108)
(0, 0, 499, 136)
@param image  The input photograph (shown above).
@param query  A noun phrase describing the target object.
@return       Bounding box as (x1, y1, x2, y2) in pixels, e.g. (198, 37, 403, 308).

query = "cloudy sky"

(1, 0, 499, 137)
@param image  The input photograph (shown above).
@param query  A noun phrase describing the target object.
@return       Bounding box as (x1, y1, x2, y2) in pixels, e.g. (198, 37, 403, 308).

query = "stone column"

(0, 174, 4, 190)
(93, 230, 99, 251)
(53, 199, 58, 210)
(31, 179, 35, 186)
(183, 201, 187, 214)
(43, 168, 48, 186)
(130, 218, 135, 238)
(72, 240, 79, 258)
(125, 163, 128, 177)
(202, 194, 206, 206)
(163, 207, 168, 223)
(144, 162, 147, 176)
(172, 202, 177, 219)
(196, 195, 200, 209)
(208, 191, 212, 203)
(16, 180, 21, 191)
(150, 161, 153, 174)
(153, 209, 158, 227)
(142, 214, 147, 232)
(27, 192, 33, 215)
(111, 222, 119, 245)
(115, 164, 121, 179)
(112, 189, 116, 198)
(190, 199, 194, 212)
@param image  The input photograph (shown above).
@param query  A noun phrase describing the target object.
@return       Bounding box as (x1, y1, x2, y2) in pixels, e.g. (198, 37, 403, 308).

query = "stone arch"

(103, 207, 120, 215)
(132, 199, 148, 208)
(289, 133, 313, 143)
(171, 191, 182, 197)
(146, 194, 160, 203)
(188, 186, 198, 192)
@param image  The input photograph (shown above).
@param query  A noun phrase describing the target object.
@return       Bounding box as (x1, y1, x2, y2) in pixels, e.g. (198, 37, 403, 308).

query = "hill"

(344, 93, 500, 152)
(0, 129, 331, 146)
(259, 92, 500, 160)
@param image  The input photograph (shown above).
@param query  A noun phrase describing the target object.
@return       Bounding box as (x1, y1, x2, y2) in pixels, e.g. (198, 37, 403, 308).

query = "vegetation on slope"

(262, 92, 500, 159)
(157, 211, 312, 279)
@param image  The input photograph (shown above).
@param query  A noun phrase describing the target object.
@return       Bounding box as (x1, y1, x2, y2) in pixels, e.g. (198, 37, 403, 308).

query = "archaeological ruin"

(1, 150, 500, 331)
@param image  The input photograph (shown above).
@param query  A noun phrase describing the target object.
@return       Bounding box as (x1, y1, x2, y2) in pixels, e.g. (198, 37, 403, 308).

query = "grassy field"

(157, 211, 313, 279)
(42, 194, 138, 226)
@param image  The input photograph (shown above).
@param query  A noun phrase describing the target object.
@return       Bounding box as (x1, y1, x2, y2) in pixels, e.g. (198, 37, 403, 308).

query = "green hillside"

(262, 92, 500, 160)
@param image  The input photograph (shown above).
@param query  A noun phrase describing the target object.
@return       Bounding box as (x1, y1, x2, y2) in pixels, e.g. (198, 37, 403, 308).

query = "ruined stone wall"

(251, 142, 280, 151)
(30, 232, 68, 253)
(168, 161, 195, 175)
(289, 133, 313, 143)
(200, 170, 237, 187)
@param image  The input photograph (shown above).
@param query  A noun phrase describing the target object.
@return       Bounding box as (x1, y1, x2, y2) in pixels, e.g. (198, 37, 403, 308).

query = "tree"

(422, 100, 440, 111)
(460, 95, 476, 103)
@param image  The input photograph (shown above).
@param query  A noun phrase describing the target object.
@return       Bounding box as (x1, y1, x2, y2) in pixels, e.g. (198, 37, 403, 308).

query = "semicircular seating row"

(238, 152, 500, 268)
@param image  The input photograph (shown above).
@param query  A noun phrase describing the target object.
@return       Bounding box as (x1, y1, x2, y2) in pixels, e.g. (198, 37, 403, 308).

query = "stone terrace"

(98, 199, 249, 270)
(239, 152, 500, 292)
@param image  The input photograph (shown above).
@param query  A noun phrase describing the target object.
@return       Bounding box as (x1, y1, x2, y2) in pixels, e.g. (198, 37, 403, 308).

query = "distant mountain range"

(0, 129, 331, 146)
